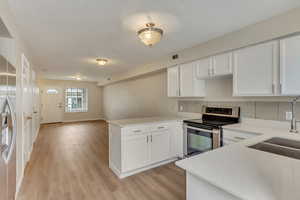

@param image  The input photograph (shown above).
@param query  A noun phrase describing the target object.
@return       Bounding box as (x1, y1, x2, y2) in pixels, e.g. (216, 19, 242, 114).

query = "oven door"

(186, 126, 214, 156)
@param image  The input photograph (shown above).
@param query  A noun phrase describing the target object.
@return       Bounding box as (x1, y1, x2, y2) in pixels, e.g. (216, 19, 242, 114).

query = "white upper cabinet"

(233, 41, 279, 96)
(180, 61, 206, 97)
(196, 54, 233, 79)
(196, 57, 212, 79)
(280, 35, 300, 96)
(167, 65, 180, 97)
(212, 52, 233, 76)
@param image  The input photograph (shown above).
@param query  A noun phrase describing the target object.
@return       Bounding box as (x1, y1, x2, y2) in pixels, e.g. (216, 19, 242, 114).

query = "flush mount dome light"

(137, 23, 163, 47)
(96, 58, 108, 66)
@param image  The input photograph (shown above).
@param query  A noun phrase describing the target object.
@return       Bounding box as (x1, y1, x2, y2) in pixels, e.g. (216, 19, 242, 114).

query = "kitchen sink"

(248, 137, 300, 160)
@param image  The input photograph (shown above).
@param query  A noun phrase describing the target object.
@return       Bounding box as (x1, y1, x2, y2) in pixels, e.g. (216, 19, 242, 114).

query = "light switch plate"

(286, 111, 293, 121)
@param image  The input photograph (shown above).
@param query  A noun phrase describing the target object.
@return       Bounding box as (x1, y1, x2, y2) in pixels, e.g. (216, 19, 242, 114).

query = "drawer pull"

(234, 136, 246, 140)
(157, 126, 165, 129)
(133, 130, 142, 133)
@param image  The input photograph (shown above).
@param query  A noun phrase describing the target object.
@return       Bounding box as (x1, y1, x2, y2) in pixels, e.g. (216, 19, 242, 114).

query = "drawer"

(123, 126, 147, 136)
(223, 129, 259, 141)
(149, 123, 169, 132)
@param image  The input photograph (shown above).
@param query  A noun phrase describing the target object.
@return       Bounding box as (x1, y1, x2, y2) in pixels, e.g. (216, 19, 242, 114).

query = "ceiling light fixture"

(137, 23, 163, 47)
(96, 58, 108, 66)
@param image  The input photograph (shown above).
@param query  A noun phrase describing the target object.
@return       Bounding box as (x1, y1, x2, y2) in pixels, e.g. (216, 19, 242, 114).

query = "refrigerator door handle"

(0, 144, 8, 154)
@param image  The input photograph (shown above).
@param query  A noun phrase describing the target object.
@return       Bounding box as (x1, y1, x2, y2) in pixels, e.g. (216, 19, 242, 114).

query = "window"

(65, 88, 88, 112)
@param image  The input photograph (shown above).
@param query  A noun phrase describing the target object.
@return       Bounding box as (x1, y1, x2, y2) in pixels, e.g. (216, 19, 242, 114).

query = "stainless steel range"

(184, 106, 240, 157)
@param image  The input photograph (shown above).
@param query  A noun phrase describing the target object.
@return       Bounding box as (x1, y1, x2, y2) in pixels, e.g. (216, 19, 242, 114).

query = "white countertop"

(223, 118, 293, 135)
(108, 116, 189, 127)
(176, 119, 300, 200)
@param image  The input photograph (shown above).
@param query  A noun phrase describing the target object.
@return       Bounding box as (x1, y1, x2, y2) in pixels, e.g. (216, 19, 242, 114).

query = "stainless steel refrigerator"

(0, 54, 16, 200)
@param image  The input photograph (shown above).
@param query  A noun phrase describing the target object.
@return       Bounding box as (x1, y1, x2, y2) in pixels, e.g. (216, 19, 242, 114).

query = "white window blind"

(65, 88, 88, 112)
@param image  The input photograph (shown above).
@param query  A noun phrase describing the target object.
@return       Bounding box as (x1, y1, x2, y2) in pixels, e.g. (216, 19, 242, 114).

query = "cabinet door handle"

(133, 130, 141, 133)
(280, 83, 282, 94)
(157, 126, 165, 129)
(0, 144, 8, 154)
(146, 136, 148, 143)
(151, 135, 152, 142)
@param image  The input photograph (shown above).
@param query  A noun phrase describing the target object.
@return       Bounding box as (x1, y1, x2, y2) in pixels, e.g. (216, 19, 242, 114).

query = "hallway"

(18, 121, 186, 200)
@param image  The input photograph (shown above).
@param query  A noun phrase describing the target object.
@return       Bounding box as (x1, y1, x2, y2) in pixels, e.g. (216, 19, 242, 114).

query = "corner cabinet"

(180, 61, 206, 97)
(167, 63, 206, 97)
(280, 35, 300, 96)
(109, 121, 183, 178)
(233, 41, 279, 96)
(196, 57, 212, 79)
(167, 66, 180, 97)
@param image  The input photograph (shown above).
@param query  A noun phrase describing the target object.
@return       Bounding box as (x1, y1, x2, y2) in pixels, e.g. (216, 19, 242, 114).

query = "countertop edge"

(175, 160, 245, 200)
(107, 117, 186, 127)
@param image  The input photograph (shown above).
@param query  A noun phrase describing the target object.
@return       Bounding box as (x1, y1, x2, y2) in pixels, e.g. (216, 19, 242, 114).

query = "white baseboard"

(15, 170, 24, 200)
(15, 125, 40, 200)
(41, 118, 105, 124)
(62, 118, 105, 123)
(110, 158, 178, 179)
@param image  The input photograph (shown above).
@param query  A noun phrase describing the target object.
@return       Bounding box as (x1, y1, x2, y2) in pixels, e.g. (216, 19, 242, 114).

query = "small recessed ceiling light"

(96, 58, 108, 66)
(76, 77, 81, 80)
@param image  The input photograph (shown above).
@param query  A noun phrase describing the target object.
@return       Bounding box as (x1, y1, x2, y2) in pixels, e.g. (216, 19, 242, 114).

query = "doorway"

(41, 87, 63, 123)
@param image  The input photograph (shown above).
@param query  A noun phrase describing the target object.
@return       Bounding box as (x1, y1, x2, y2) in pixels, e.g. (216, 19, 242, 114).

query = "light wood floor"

(18, 120, 186, 200)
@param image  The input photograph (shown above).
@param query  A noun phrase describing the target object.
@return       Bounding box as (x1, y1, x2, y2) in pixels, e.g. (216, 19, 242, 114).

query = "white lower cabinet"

(150, 130, 170, 164)
(123, 134, 149, 172)
(109, 121, 183, 178)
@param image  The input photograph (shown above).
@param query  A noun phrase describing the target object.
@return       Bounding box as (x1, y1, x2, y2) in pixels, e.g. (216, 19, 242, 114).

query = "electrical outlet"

(286, 111, 293, 121)
(179, 105, 184, 111)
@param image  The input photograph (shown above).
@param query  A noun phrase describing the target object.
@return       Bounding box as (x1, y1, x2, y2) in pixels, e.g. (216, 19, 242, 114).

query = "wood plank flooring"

(18, 120, 186, 200)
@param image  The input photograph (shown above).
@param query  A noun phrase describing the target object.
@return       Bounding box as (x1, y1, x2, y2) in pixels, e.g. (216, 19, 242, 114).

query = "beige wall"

(99, 7, 300, 86)
(38, 79, 103, 122)
(101, 7, 300, 121)
(102, 70, 177, 120)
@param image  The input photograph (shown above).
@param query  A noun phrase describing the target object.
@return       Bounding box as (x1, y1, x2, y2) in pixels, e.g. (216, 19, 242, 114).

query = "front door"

(41, 87, 63, 123)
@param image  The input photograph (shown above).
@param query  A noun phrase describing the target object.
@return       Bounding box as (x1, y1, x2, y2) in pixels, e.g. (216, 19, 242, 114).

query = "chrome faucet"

(290, 97, 300, 133)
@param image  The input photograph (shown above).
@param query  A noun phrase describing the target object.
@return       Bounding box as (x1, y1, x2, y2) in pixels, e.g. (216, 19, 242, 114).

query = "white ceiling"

(8, 0, 300, 82)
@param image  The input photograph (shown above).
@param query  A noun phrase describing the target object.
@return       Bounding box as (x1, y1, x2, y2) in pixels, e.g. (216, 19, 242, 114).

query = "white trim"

(34, 125, 40, 143)
(40, 118, 105, 124)
(15, 124, 40, 200)
(110, 158, 177, 179)
(15, 170, 24, 200)
(62, 118, 105, 123)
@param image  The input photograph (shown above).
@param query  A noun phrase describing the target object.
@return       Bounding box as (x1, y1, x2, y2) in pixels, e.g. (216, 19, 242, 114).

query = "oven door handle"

(186, 126, 213, 133)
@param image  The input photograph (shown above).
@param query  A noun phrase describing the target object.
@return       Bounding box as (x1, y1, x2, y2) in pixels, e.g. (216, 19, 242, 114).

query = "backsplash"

(178, 101, 300, 121)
